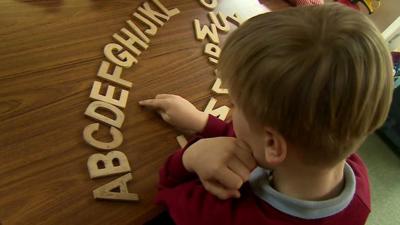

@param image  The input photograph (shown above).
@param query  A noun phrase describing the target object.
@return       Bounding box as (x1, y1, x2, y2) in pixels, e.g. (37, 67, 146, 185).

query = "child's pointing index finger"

(138, 98, 169, 110)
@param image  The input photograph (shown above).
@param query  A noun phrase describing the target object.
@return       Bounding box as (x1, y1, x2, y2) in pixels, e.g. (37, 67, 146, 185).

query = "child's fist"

(139, 94, 208, 134)
(182, 137, 257, 200)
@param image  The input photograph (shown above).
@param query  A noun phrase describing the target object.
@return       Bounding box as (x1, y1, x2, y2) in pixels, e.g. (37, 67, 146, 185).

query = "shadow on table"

(144, 211, 175, 225)
(16, 0, 63, 11)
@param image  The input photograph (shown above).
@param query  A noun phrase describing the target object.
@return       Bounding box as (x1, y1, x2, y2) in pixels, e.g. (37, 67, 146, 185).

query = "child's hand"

(182, 137, 257, 200)
(139, 94, 208, 134)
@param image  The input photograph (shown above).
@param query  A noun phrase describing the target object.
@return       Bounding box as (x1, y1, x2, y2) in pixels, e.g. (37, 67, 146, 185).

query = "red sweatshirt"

(156, 116, 371, 225)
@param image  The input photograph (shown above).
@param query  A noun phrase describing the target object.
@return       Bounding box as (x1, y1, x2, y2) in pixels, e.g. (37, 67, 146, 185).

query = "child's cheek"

(252, 146, 270, 169)
(232, 109, 242, 138)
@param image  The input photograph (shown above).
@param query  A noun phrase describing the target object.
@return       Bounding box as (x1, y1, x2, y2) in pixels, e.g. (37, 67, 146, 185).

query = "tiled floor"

(359, 134, 400, 224)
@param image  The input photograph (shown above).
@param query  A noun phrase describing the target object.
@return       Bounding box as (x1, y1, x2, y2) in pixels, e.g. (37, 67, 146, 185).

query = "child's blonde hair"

(219, 3, 393, 167)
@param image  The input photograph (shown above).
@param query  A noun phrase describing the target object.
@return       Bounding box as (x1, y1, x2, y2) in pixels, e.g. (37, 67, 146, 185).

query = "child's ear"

(263, 127, 287, 167)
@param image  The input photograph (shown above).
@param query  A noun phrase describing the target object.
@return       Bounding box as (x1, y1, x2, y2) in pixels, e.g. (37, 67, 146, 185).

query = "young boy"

(139, 3, 393, 225)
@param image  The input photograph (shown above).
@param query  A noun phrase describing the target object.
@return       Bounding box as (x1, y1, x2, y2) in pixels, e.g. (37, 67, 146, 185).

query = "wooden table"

(1, 0, 397, 224)
(0, 0, 288, 224)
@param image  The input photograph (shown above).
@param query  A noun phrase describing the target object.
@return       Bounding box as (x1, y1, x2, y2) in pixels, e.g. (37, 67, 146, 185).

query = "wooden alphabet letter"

(208, 57, 218, 65)
(89, 81, 129, 109)
(193, 19, 219, 44)
(93, 173, 139, 202)
(152, 0, 180, 17)
(208, 12, 230, 33)
(211, 78, 229, 94)
(227, 13, 244, 27)
(198, 0, 218, 10)
(113, 28, 149, 56)
(138, 2, 169, 26)
(126, 20, 150, 44)
(97, 61, 132, 89)
(83, 123, 123, 150)
(176, 135, 188, 148)
(204, 42, 221, 59)
(133, 12, 158, 36)
(87, 151, 131, 179)
(204, 97, 230, 120)
(104, 43, 137, 68)
(85, 101, 125, 128)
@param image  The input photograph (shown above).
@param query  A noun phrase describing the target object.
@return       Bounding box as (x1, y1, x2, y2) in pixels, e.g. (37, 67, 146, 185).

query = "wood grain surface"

(0, 0, 397, 225)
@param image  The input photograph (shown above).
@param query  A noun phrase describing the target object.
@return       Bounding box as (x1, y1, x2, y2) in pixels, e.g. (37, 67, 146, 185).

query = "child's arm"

(156, 137, 257, 225)
(159, 137, 256, 199)
(156, 180, 253, 225)
(139, 94, 209, 134)
(140, 94, 256, 199)
(139, 94, 233, 137)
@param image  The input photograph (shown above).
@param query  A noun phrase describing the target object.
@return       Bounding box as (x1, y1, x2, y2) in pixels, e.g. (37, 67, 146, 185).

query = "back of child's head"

(219, 3, 393, 167)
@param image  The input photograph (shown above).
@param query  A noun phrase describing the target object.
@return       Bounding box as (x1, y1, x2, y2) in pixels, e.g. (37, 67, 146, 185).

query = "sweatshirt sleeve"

(197, 115, 235, 138)
(158, 115, 235, 188)
(156, 116, 255, 225)
(158, 137, 201, 188)
(156, 180, 253, 225)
